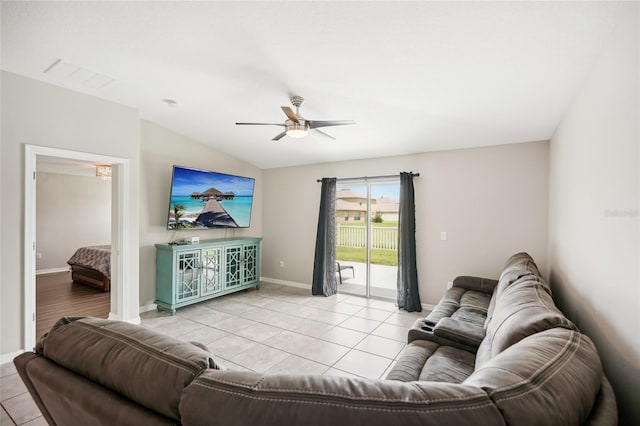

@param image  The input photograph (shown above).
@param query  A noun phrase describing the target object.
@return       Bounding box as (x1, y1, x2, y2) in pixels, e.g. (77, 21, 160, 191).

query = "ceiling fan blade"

(307, 120, 356, 129)
(281, 107, 300, 124)
(236, 122, 285, 126)
(272, 131, 287, 141)
(312, 128, 336, 140)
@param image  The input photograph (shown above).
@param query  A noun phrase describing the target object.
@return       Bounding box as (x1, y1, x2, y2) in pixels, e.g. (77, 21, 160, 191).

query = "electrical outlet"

(447, 281, 453, 289)
(37, 252, 42, 259)
(279, 260, 285, 268)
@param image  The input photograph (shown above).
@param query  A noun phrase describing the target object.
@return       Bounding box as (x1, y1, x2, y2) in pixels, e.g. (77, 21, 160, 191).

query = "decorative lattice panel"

(243, 244, 258, 284)
(177, 251, 200, 301)
(226, 246, 242, 288)
(202, 248, 222, 295)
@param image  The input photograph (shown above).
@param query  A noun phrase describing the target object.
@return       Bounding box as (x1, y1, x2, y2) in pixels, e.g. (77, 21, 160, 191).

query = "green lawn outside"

(336, 246, 398, 266)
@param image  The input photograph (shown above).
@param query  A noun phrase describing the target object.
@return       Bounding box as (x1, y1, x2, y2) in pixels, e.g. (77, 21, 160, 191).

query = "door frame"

(23, 144, 133, 351)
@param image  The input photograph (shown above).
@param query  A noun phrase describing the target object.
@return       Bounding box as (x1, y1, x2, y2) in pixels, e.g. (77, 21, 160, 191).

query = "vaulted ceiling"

(1, 1, 629, 169)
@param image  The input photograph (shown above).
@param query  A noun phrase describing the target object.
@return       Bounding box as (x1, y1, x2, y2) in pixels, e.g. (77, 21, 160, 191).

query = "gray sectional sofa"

(14, 253, 616, 425)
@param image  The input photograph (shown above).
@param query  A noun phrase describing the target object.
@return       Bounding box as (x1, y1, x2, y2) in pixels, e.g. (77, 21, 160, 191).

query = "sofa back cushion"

(465, 328, 603, 426)
(37, 317, 219, 421)
(484, 252, 547, 328)
(476, 279, 576, 368)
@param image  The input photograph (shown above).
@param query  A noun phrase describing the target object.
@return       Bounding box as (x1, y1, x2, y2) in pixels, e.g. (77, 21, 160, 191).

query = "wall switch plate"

(279, 261, 285, 268)
(440, 231, 447, 241)
(190, 236, 199, 244)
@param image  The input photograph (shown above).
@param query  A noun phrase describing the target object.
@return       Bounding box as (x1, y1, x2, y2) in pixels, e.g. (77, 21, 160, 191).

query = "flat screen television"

(167, 166, 255, 229)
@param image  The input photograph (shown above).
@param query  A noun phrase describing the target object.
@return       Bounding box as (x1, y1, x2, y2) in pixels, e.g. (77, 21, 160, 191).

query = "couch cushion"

(433, 318, 485, 349)
(460, 290, 492, 312)
(37, 317, 219, 421)
(14, 352, 176, 426)
(476, 280, 576, 368)
(385, 340, 475, 383)
(424, 287, 490, 327)
(485, 252, 544, 327)
(465, 328, 603, 426)
(181, 369, 505, 426)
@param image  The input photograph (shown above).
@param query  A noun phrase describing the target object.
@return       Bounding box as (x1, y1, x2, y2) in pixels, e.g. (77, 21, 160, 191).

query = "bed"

(67, 245, 111, 292)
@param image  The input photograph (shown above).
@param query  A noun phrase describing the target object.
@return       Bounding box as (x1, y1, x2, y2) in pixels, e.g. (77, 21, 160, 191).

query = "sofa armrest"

(453, 276, 498, 294)
(433, 318, 485, 350)
(179, 370, 504, 426)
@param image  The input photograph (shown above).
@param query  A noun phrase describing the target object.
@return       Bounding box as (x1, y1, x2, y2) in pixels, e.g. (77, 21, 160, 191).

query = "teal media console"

(155, 237, 261, 315)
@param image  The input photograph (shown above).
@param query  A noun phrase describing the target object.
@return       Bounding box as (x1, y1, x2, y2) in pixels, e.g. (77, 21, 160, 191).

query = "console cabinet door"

(242, 243, 259, 285)
(201, 247, 223, 295)
(225, 245, 243, 289)
(175, 250, 201, 303)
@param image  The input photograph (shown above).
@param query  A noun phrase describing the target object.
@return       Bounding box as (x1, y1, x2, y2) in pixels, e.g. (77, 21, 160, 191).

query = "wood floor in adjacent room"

(36, 271, 110, 339)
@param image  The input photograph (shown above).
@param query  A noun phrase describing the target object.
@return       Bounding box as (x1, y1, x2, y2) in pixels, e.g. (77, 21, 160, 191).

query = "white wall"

(263, 140, 549, 306)
(139, 120, 263, 308)
(548, 7, 639, 424)
(0, 71, 140, 356)
(36, 172, 111, 272)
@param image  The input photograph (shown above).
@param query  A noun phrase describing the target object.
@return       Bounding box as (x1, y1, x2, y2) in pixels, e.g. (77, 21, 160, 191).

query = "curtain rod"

(316, 172, 419, 183)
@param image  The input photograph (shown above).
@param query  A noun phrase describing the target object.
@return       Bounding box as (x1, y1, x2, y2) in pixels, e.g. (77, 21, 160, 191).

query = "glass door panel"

(369, 183, 400, 300)
(335, 181, 399, 301)
(335, 184, 368, 296)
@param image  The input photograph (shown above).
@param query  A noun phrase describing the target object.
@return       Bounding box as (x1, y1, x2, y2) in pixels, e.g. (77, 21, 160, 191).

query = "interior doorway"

(34, 156, 113, 338)
(335, 179, 400, 300)
(24, 145, 132, 351)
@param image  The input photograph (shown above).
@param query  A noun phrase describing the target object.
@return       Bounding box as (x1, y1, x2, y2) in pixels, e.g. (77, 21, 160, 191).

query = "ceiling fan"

(236, 96, 355, 141)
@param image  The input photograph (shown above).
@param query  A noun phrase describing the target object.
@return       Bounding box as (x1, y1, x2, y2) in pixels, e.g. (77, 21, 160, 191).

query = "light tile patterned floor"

(0, 282, 426, 425)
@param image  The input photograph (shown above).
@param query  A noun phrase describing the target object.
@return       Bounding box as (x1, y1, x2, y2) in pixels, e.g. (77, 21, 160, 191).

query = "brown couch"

(14, 253, 616, 425)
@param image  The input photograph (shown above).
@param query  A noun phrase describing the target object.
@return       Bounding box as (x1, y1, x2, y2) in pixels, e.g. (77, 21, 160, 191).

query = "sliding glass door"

(335, 179, 400, 300)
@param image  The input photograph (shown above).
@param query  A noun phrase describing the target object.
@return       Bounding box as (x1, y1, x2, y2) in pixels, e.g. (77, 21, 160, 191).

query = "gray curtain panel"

(397, 172, 422, 312)
(312, 178, 337, 296)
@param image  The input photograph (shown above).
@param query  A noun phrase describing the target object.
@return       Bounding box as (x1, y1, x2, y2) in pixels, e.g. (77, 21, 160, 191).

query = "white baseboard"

(1, 349, 24, 365)
(261, 277, 434, 311)
(36, 267, 69, 275)
(139, 304, 157, 314)
(421, 303, 436, 311)
(260, 277, 310, 290)
(108, 312, 141, 325)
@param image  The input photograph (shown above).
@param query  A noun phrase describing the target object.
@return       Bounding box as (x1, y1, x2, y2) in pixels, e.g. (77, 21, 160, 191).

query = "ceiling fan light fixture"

(285, 123, 308, 138)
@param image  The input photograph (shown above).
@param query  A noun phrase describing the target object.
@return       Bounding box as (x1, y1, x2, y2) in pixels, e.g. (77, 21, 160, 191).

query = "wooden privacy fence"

(336, 225, 398, 250)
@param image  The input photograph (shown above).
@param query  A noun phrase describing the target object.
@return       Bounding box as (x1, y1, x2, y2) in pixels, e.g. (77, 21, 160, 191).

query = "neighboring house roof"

(336, 189, 365, 200)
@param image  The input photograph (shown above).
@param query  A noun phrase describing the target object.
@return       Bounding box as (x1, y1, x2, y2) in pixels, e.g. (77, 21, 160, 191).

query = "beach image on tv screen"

(168, 166, 255, 229)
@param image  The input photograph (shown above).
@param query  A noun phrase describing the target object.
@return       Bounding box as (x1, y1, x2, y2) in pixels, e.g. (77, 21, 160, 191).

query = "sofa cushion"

(451, 276, 499, 294)
(475, 280, 576, 368)
(485, 252, 544, 327)
(433, 318, 485, 349)
(14, 352, 176, 426)
(465, 328, 603, 426)
(37, 317, 219, 421)
(181, 369, 505, 426)
(424, 287, 490, 327)
(385, 340, 475, 383)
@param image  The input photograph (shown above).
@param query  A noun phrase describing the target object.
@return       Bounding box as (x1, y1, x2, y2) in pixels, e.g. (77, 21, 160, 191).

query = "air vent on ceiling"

(43, 59, 115, 90)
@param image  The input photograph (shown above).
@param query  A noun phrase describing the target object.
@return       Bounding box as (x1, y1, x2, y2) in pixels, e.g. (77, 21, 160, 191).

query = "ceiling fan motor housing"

(290, 95, 304, 108)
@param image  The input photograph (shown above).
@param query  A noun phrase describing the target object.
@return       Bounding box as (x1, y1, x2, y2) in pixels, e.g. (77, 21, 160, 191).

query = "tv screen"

(167, 166, 255, 229)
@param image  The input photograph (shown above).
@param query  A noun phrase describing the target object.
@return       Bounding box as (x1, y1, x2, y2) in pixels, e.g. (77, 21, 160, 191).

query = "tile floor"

(0, 282, 426, 425)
